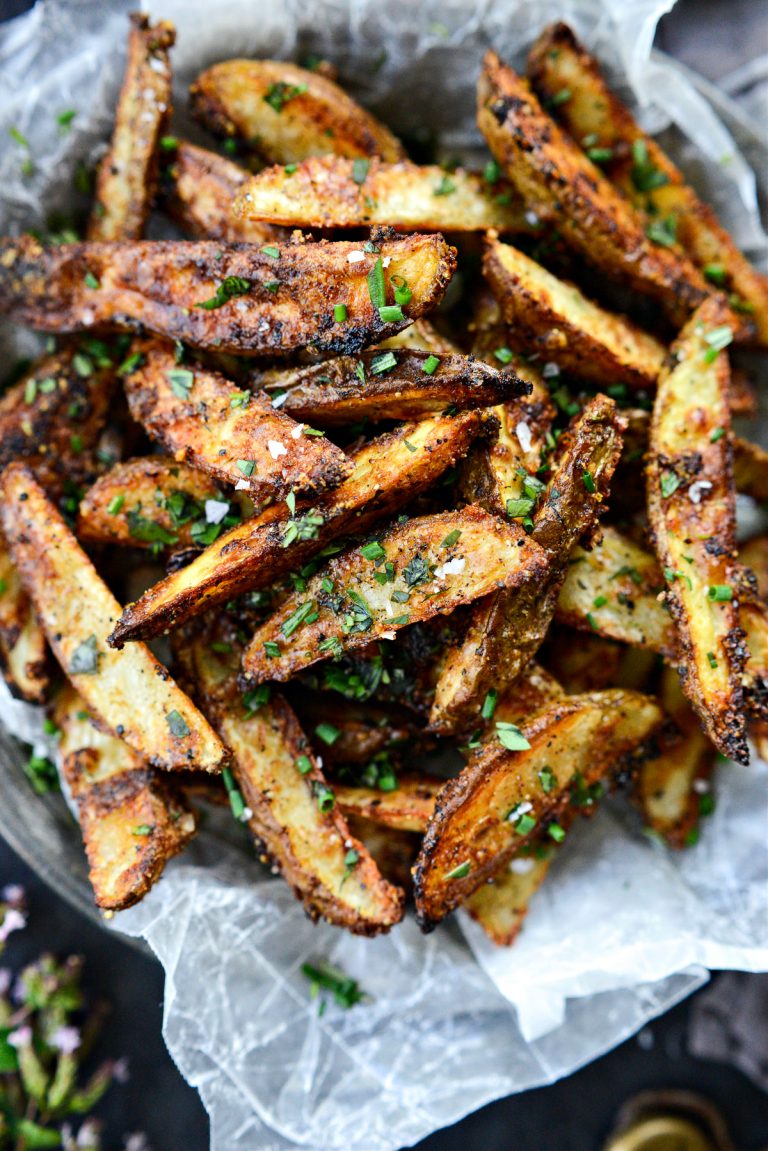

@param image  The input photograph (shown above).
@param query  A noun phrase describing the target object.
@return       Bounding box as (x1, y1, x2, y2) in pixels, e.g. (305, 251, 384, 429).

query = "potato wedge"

(54, 685, 197, 911)
(483, 235, 666, 391)
(234, 156, 531, 232)
(375, 319, 460, 356)
(190, 59, 405, 164)
(733, 436, 768, 505)
(242, 506, 548, 684)
(77, 456, 250, 553)
(1, 465, 227, 773)
(0, 535, 48, 703)
(334, 775, 442, 833)
(184, 633, 404, 935)
(344, 816, 420, 891)
(87, 14, 175, 242)
(292, 694, 422, 765)
(430, 394, 625, 733)
(160, 141, 284, 245)
(0, 345, 116, 490)
(0, 233, 456, 357)
(109, 411, 485, 644)
(414, 688, 663, 927)
(542, 627, 624, 695)
(122, 338, 352, 499)
(636, 667, 715, 850)
(528, 22, 768, 344)
(477, 51, 712, 327)
(647, 299, 747, 762)
(253, 349, 530, 426)
(463, 852, 554, 946)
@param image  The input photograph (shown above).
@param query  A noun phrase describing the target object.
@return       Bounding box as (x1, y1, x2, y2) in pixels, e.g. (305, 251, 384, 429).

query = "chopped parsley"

(496, 722, 531, 751)
(538, 766, 557, 793)
(166, 368, 194, 399)
(302, 961, 364, 1011)
(433, 174, 456, 196)
(263, 81, 307, 113)
(69, 635, 101, 676)
(351, 158, 370, 185)
(166, 710, 190, 739)
(630, 140, 668, 193)
(481, 689, 498, 721)
(194, 276, 251, 310)
(660, 471, 681, 499)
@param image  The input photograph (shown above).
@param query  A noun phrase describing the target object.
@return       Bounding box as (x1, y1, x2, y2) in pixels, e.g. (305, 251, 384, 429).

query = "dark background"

(1, 0, 768, 1148)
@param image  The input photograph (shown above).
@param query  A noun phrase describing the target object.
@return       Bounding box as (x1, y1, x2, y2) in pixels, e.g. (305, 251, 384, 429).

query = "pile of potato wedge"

(0, 15, 766, 945)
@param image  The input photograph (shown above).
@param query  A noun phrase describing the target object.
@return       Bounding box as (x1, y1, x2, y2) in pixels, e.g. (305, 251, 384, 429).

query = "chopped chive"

(444, 860, 471, 880)
(379, 304, 404, 323)
(315, 722, 340, 745)
(261, 245, 280, 259)
(370, 351, 397, 375)
(360, 540, 386, 562)
(710, 427, 725, 442)
(351, 158, 370, 184)
(333, 303, 347, 322)
(84, 271, 100, 290)
(422, 354, 440, 375)
(296, 754, 313, 774)
(582, 469, 596, 494)
(548, 823, 566, 842)
(481, 689, 497, 721)
(707, 584, 733, 602)
(483, 160, 501, 184)
(660, 471, 681, 499)
(441, 529, 462, 548)
(235, 459, 255, 477)
(367, 257, 386, 309)
(263, 640, 281, 658)
(706, 651, 718, 669)
(494, 346, 513, 364)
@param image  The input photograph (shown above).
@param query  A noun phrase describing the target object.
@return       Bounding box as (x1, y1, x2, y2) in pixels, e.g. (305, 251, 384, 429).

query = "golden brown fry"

(334, 775, 442, 833)
(375, 319, 460, 355)
(555, 526, 674, 655)
(345, 815, 419, 891)
(77, 456, 251, 553)
(234, 155, 531, 232)
(1, 465, 227, 774)
(647, 299, 747, 762)
(0, 534, 48, 703)
(414, 688, 663, 927)
(254, 349, 530, 425)
(109, 412, 485, 644)
(190, 59, 405, 164)
(123, 338, 352, 499)
(160, 141, 285, 244)
(483, 235, 666, 390)
(528, 22, 768, 344)
(430, 394, 625, 733)
(242, 506, 549, 684)
(88, 14, 175, 242)
(477, 51, 712, 327)
(184, 634, 404, 935)
(733, 436, 768, 505)
(0, 345, 116, 490)
(464, 852, 554, 946)
(0, 233, 456, 357)
(54, 685, 196, 911)
(636, 666, 715, 850)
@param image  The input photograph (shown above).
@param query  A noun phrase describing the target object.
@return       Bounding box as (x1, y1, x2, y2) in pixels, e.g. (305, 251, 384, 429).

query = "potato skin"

(0, 232, 456, 357)
(0, 535, 48, 704)
(88, 14, 176, 241)
(647, 298, 748, 763)
(234, 155, 530, 232)
(464, 853, 554, 946)
(182, 632, 404, 935)
(241, 506, 549, 684)
(254, 349, 530, 425)
(528, 21, 768, 344)
(1, 464, 228, 774)
(109, 411, 486, 645)
(477, 51, 712, 327)
(122, 337, 352, 500)
(190, 59, 405, 164)
(160, 141, 285, 245)
(483, 235, 666, 390)
(414, 689, 663, 927)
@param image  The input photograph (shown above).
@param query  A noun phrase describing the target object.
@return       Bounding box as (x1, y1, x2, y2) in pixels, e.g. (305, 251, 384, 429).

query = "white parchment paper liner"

(0, 2, 767, 1148)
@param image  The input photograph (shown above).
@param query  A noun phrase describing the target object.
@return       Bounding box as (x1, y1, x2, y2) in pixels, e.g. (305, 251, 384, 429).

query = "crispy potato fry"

(54, 685, 197, 911)
(414, 688, 663, 927)
(160, 141, 285, 245)
(334, 775, 442, 833)
(636, 667, 715, 850)
(477, 51, 713, 327)
(0, 233, 456, 357)
(463, 852, 554, 946)
(344, 815, 420, 891)
(184, 633, 404, 934)
(733, 436, 768, 505)
(0, 535, 48, 703)
(555, 526, 674, 655)
(527, 22, 768, 344)
(542, 627, 624, 694)
(253, 349, 530, 425)
(483, 235, 666, 390)
(234, 156, 531, 232)
(0, 345, 116, 489)
(77, 456, 251, 553)
(109, 412, 485, 644)
(430, 394, 625, 732)
(242, 506, 549, 684)
(740, 535, 768, 600)
(375, 319, 460, 355)
(647, 299, 747, 762)
(123, 338, 352, 499)
(1, 465, 227, 773)
(87, 14, 175, 242)
(190, 59, 405, 164)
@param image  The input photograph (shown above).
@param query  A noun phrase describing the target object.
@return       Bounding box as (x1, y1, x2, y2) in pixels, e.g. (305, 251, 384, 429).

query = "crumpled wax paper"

(0, 1, 767, 1148)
